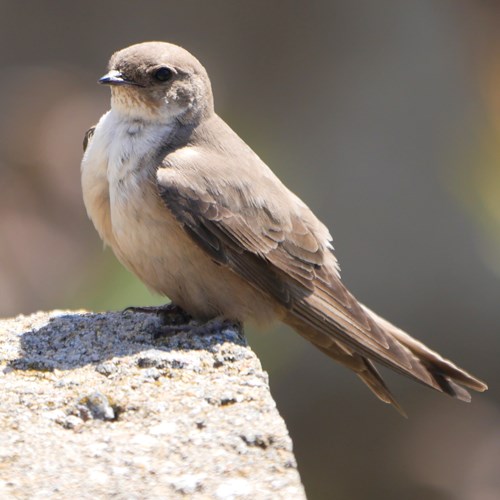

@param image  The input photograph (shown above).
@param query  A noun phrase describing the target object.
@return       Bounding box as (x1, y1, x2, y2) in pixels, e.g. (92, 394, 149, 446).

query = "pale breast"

(81, 111, 115, 247)
(81, 110, 280, 324)
(82, 110, 171, 262)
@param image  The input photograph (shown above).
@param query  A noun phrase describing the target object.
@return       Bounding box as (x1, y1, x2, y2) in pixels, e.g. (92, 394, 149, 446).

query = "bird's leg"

(123, 302, 192, 326)
(153, 316, 242, 340)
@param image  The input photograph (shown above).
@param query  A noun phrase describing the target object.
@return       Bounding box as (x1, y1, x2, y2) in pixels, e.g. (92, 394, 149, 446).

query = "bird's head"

(100, 41, 214, 124)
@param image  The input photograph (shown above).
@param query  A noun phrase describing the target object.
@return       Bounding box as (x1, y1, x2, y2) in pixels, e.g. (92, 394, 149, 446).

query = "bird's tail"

(360, 304, 487, 399)
(315, 342, 408, 416)
(286, 306, 487, 415)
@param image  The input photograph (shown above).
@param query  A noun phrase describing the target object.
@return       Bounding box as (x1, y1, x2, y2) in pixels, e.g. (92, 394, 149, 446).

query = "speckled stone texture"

(0, 310, 306, 500)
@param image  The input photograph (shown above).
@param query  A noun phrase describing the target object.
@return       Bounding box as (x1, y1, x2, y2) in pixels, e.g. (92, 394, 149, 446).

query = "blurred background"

(1, 1, 499, 498)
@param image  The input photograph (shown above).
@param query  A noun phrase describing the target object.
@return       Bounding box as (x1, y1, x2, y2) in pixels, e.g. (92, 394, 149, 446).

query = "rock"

(0, 310, 306, 499)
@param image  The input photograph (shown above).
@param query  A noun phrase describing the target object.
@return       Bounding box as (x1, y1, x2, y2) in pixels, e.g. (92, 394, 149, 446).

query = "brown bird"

(81, 41, 487, 414)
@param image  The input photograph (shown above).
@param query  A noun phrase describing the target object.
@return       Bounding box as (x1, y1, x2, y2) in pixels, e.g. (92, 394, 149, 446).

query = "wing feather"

(156, 164, 486, 405)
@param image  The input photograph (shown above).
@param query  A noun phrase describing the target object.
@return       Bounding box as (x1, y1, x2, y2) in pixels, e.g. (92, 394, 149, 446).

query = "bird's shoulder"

(156, 118, 340, 302)
(156, 116, 394, 362)
(83, 125, 97, 152)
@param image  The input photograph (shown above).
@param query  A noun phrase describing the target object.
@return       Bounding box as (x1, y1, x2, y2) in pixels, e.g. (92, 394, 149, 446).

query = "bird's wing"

(156, 160, 486, 405)
(83, 126, 96, 152)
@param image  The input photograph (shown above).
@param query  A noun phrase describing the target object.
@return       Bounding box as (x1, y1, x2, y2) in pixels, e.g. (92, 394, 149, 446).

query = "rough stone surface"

(0, 310, 306, 499)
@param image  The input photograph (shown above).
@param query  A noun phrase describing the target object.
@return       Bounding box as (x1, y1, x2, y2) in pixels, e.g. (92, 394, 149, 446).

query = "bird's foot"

(153, 317, 242, 341)
(123, 303, 192, 326)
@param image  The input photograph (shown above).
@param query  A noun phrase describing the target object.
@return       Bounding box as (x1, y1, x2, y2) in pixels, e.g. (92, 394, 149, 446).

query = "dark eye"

(153, 67, 173, 82)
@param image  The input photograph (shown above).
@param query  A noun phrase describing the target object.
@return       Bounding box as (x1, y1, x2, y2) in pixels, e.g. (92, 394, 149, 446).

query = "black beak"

(98, 70, 143, 87)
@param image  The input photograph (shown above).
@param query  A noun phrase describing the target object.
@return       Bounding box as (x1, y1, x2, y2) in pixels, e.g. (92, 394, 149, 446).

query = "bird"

(81, 41, 487, 415)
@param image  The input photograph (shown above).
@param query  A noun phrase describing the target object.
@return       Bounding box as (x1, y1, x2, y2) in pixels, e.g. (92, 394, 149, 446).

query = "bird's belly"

(109, 176, 279, 324)
(84, 110, 280, 325)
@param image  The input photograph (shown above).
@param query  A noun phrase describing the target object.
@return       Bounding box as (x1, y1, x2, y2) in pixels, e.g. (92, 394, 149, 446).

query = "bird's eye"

(153, 67, 173, 82)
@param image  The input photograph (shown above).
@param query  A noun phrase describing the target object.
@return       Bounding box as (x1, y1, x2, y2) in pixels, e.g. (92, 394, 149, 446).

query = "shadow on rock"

(10, 311, 247, 371)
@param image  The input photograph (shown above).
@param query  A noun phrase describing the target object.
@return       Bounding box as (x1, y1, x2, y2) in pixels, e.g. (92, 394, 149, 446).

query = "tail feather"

(360, 304, 488, 394)
(286, 303, 487, 415)
(357, 359, 408, 417)
(430, 371, 471, 403)
(315, 342, 407, 416)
